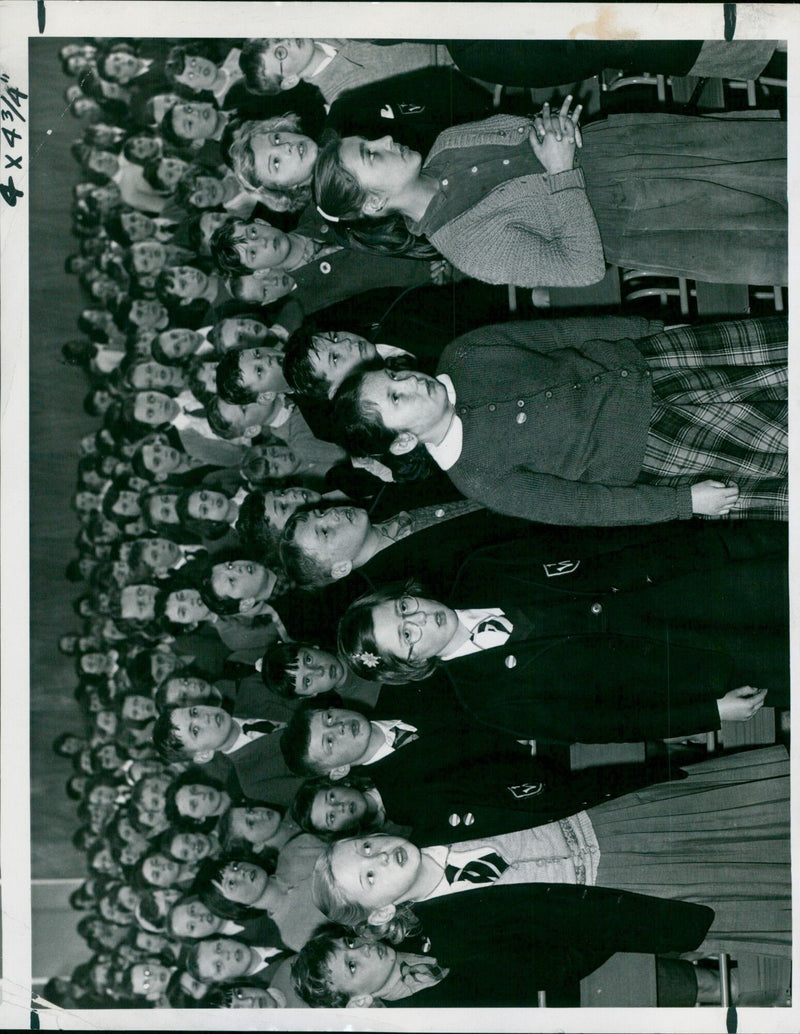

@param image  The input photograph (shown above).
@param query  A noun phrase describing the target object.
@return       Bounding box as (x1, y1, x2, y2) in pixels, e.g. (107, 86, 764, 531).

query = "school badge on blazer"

(542, 560, 580, 577)
(507, 781, 545, 799)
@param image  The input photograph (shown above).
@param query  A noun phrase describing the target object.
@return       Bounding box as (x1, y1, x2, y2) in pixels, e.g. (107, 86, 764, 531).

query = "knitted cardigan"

(435, 318, 695, 526)
(420, 115, 606, 288)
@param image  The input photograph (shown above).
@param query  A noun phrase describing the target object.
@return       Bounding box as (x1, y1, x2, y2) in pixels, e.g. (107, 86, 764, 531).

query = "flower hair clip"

(355, 650, 380, 669)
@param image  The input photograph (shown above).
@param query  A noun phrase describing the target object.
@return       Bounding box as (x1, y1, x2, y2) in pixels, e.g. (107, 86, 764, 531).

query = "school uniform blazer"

(435, 316, 710, 527)
(391, 883, 713, 1004)
(361, 723, 685, 843)
(219, 730, 305, 807)
(233, 912, 288, 950)
(441, 523, 788, 742)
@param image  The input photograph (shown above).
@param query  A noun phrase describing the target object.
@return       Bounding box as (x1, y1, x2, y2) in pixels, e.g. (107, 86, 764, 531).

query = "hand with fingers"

(690, 480, 740, 516)
(716, 685, 769, 723)
(529, 95, 583, 174)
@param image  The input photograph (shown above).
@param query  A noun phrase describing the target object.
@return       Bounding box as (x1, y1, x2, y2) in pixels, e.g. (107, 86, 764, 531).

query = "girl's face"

(162, 674, 216, 705)
(228, 806, 282, 845)
(146, 492, 180, 526)
(157, 327, 203, 361)
(329, 835, 421, 912)
(176, 784, 230, 820)
(169, 831, 215, 863)
(263, 487, 321, 531)
(121, 209, 155, 241)
(244, 445, 298, 480)
(338, 135, 422, 210)
(130, 360, 186, 392)
(370, 595, 459, 664)
(251, 130, 317, 188)
(164, 589, 210, 626)
(187, 489, 232, 523)
(215, 316, 269, 352)
(143, 852, 182, 888)
(310, 785, 369, 834)
(213, 860, 268, 905)
(111, 489, 142, 518)
(188, 175, 226, 209)
(127, 135, 162, 162)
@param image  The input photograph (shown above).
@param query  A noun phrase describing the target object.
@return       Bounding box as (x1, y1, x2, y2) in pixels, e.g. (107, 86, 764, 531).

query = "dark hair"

(238, 39, 282, 95)
(53, 730, 87, 757)
(164, 41, 219, 86)
(192, 852, 276, 921)
(291, 924, 375, 1007)
(122, 132, 161, 166)
(175, 486, 233, 540)
(234, 489, 280, 566)
(338, 579, 439, 684)
(282, 321, 329, 399)
(291, 773, 379, 839)
(279, 505, 340, 588)
(260, 639, 303, 699)
(213, 347, 251, 403)
(208, 217, 250, 276)
(152, 705, 189, 763)
(174, 162, 224, 210)
(280, 702, 370, 777)
(215, 800, 285, 861)
(314, 132, 436, 259)
(164, 767, 229, 831)
(333, 368, 437, 482)
(142, 154, 181, 195)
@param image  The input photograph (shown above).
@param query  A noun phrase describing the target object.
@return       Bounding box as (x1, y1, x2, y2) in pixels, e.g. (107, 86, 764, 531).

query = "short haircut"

(238, 39, 282, 95)
(175, 487, 232, 540)
(152, 705, 189, 762)
(174, 163, 223, 210)
(291, 924, 371, 1007)
(279, 506, 336, 588)
(164, 767, 228, 831)
(260, 639, 303, 699)
(209, 218, 250, 277)
(142, 154, 177, 194)
(280, 702, 366, 777)
(290, 773, 377, 839)
(234, 490, 280, 567)
(204, 395, 239, 440)
(193, 853, 276, 921)
(214, 347, 252, 404)
(282, 321, 329, 399)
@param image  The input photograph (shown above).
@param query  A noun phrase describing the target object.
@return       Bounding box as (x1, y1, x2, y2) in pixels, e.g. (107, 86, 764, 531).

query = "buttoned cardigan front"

(436, 318, 694, 526)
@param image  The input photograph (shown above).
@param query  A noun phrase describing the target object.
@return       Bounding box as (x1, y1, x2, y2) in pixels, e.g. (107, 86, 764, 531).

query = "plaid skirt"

(636, 318, 788, 520)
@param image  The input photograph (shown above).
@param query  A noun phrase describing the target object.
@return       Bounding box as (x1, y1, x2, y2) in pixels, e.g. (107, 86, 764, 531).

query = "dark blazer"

(326, 66, 495, 158)
(385, 882, 713, 1005)
(232, 912, 288, 950)
(360, 722, 685, 843)
(442, 523, 788, 742)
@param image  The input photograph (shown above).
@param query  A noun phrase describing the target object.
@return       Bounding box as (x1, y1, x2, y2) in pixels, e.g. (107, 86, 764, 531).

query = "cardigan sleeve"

(474, 469, 695, 526)
(429, 169, 606, 288)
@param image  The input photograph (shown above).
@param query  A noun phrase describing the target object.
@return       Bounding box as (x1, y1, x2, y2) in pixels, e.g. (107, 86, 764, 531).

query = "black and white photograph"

(0, 2, 796, 1030)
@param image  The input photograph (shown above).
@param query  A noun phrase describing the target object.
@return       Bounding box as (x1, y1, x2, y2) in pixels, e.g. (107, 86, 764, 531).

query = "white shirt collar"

(424, 374, 462, 471)
(307, 40, 338, 78)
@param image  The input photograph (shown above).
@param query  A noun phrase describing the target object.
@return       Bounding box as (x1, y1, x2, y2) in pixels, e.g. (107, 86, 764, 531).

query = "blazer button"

(516, 412, 527, 424)
(435, 508, 445, 518)
(488, 403, 496, 411)
(505, 654, 517, 668)
(503, 158, 510, 165)
(545, 391, 552, 398)
(620, 369, 628, 378)
(441, 178, 449, 186)
(319, 261, 331, 274)
(594, 375, 600, 382)
(459, 406, 468, 415)
(471, 166, 478, 173)
(591, 602, 602, 615)
(448, 813, 461, 827)
(320, 224, 329, 233)
(463, 812, 475, 825)
(517, 399, 524, 407)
